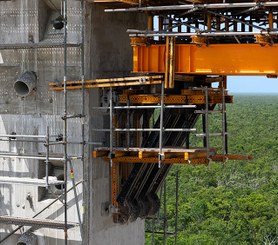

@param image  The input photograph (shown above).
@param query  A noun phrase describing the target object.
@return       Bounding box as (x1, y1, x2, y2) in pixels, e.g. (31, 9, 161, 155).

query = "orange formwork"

(133, 43, 278, 76)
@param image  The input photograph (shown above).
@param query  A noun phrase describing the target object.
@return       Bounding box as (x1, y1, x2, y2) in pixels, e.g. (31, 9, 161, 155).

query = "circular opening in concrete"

(55, 174, 65, 190)
(17, 232, 37, 245)
(14, 81, 30, 97)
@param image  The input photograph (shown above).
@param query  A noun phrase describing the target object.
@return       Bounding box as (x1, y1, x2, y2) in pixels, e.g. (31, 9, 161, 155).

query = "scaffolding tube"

(80, 0, 86, 229)
(174, 170, 179, 245)
(105, 2, 278, 12)
(109, 87, 113, 167)
(0, 43, 81, 50)
(114, 128, 196, 132)
(46, 126, 50, 188)
(158, 80, 165, 168)
(128, 31, 278, 37)
(0, 153, 65, 161)
(68, 159, 83, 239)
(91, 128, 196, 132)
(0, 134, 47, 138)
(62, 0, 69, 243)
(221, 85, 228, 156)
(92, 105, 196, 110)
(196, 132, 228, 137)
(114, 105, 196, 109)
(204, 87, 210, 158)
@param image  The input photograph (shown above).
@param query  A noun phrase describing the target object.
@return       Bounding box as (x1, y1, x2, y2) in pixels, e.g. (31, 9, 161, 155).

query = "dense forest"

(145, 95, 278, 244)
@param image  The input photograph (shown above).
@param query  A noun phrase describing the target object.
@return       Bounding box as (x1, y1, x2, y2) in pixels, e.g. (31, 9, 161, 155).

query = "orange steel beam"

(111, 162, 119, 206)
(133, 43, 278, 76)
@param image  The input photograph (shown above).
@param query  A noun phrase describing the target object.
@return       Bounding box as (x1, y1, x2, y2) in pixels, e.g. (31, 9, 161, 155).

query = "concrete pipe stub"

(14, 71, 37, 97)
(17, 232, 37, 245)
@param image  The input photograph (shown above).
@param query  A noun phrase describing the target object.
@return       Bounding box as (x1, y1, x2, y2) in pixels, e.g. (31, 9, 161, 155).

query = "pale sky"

(228, 76, 278, 94)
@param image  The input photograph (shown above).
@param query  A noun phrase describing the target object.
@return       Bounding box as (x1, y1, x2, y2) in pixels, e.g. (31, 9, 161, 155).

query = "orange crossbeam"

(133, 43, 278, 76)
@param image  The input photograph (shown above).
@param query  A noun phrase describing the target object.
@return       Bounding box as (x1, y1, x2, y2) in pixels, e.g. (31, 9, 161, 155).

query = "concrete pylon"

(83, 3, 147, 245)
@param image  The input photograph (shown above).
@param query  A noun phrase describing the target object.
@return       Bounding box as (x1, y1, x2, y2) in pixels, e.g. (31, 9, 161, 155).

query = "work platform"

(93, 147, 251, 164)
(89, 0, 267, 225)
(49, 0, 265, 229)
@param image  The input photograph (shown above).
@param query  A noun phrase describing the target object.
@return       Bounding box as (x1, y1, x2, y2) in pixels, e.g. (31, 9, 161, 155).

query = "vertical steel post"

(204, 87, 210, 158)
(165, 36, 169, 88)
(80, 0, 86, 243)
(174, 170, 179, 245)
(221, 79, 228, 155)
(148, 15, 153, 31)
(127, 99, 130, 148)
(68, 159, 82, 238)
(207, 13, 212, 31)
(159, 16, 163, 41)
(151, 218, 155, 245)
(163, 180, 167, 245)
(109, 88, 113, 205)
(168, 37, 175, 89)
(45, 126, 50, 188)
(269, 11, 274, 29)
(63, 0, 68, 243)
(109, 87, 113, 167)
(158, 80, 165, 167)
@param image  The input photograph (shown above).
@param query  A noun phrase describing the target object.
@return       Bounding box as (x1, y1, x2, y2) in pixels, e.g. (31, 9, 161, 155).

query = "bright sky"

(227, 76, 278, 94)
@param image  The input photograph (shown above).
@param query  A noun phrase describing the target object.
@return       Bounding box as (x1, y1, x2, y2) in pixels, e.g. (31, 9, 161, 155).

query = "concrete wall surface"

(0, 0, 83, 244)
(0, 1, 147, 244)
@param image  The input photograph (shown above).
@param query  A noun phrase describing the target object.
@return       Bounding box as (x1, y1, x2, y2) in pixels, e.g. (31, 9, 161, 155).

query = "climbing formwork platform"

(0, 0, 276, 244)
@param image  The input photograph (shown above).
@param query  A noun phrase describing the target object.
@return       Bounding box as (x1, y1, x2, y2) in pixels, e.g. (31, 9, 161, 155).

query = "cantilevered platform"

(93, 147, 216, 164)
(93, 147, 252, 164)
